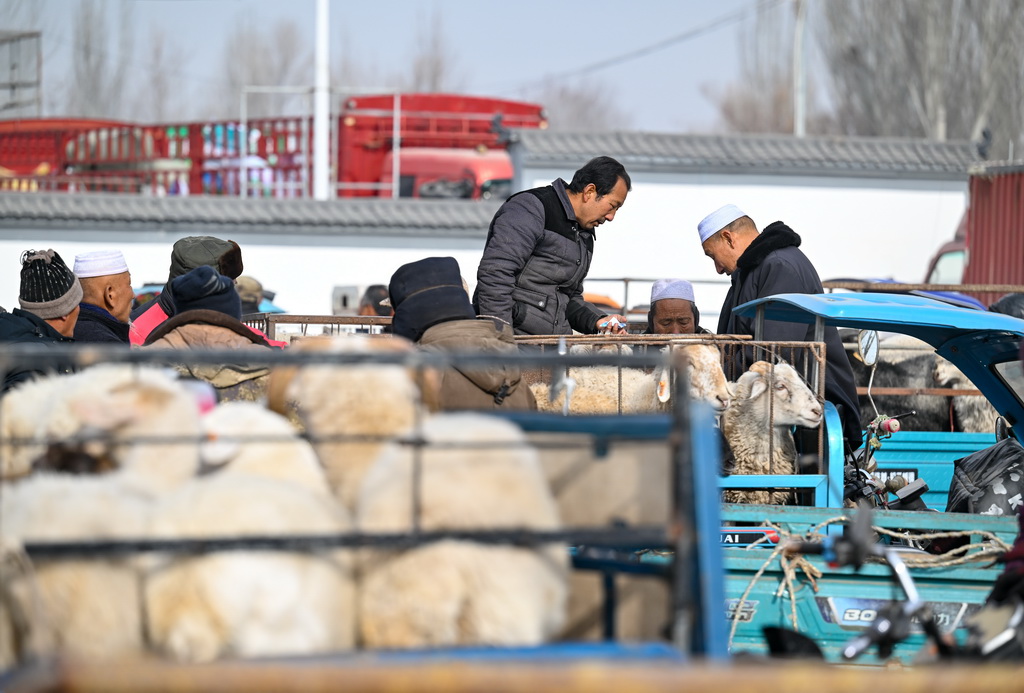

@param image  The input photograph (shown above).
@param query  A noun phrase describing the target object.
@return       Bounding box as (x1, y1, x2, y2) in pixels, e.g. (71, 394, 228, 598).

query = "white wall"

(0, 170, 966, 327)
(525, 169, 967, 326)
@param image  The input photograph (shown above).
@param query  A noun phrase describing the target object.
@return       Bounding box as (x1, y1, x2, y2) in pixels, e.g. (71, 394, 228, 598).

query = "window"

(927, 250, 966, 284)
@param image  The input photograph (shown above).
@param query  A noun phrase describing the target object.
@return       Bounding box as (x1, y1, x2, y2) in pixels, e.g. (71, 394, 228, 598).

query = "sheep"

(141, 398, 355, 663)
(844, 332, 1000, 433)
(0, 474, 151, 667)
(0, 367, 212, 666)
(530, 343, 731, 415)
(143, 473, 355, 663)
(2, 365, 203, 493)
(1, 374, 69, 479)
(933, 357, 999, 434)
(268, 334, 565, 648)
(721, 361, 823, 505)
(267, 335, 425, 511)
(357, 413, 568, 648)
(199, 401, 331, 497)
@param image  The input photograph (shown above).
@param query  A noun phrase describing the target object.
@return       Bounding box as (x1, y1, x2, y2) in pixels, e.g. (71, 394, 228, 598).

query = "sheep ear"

(748, 378, 768, 401)
(200, 432, 239, 470)
(657, 367, 671, 403)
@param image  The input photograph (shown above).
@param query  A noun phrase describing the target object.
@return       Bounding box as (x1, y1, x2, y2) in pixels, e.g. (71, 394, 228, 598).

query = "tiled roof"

(512, 130, 981, 180)
(0, 193, 500, 237)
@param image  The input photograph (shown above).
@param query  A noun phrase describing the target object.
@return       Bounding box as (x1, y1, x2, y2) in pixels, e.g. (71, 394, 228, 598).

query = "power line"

(483, 0, 786, 93)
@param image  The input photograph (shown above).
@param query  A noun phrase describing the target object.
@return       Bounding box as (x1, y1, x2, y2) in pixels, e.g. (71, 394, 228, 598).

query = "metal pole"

(240, 92, 248, 198)
(312, 0, 330, 200)
(391, 92, 401, 199)
(793, 0, 807, 137)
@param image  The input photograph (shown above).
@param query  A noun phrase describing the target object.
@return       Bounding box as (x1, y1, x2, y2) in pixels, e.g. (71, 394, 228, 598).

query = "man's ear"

(584, 182, 597, 201)
(104, 282, 118, 312)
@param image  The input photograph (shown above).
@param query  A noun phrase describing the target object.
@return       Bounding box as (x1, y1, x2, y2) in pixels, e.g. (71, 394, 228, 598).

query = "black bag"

(946, 437, 1024, 515)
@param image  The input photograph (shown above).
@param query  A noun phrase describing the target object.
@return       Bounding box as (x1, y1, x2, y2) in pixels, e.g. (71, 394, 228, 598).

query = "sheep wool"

(721, 361, 823, 505)
(0, 474, 151, 666)
(357, 413, 568, 648)
(144, 473, 355, 663)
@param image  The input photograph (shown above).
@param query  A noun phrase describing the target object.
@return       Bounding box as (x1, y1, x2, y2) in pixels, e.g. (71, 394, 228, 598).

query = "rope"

(724, 514, 1010, 651)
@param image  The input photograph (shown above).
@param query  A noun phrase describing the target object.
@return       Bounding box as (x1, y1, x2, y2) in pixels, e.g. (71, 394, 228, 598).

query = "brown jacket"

(143, 309, 274, 401)
(418, 318, 536, 412)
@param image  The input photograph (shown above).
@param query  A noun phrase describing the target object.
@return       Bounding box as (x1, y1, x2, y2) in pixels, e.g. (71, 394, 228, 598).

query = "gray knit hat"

(18, 249, 83, 319)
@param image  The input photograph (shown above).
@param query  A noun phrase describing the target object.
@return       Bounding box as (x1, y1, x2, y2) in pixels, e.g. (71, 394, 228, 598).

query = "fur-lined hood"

(736, 222, 801, 272)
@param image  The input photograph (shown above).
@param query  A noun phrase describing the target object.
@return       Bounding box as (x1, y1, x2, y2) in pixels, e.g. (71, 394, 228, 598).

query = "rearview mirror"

(857, 330, 879, 367)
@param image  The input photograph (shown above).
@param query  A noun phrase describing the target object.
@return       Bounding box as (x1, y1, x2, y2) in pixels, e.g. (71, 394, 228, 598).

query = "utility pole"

(793, 0, 807, 137)
(313, 0, 330, 200)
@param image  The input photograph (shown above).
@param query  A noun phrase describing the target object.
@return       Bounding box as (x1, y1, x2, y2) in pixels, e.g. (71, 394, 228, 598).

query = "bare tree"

(703, 2, 833, 135)
(213, 18, 312, 120)
(65, 0, 135, 119)
(131, 25, 187, 123)
(817, 0, 1024, 155)
(531, 79, 633, 131)
(404, 8, 465, 92)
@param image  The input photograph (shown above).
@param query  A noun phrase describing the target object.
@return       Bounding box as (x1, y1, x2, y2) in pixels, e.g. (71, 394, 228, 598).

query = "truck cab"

(378, 147, 513, 200)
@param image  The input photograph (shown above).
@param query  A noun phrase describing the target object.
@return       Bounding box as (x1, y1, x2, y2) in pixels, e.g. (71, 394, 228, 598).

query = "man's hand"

(596, 314, 628, 334)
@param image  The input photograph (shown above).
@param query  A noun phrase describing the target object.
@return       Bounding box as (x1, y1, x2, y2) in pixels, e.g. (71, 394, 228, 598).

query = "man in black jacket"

(473, 156, 631, 336)
(0, 249, 81, 392)
(72, 250, 134, 344)
(698, 204, 863, 451)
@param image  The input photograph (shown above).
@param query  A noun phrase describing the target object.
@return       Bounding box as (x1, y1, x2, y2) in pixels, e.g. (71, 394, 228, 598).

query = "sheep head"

(675, 344, 731, 413)
(735, 361, 822, 429)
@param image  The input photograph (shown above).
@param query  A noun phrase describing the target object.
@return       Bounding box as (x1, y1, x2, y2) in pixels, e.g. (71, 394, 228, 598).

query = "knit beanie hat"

(18, 249, 84, 319)
(389, 256, 475, 342)
(170, 265, 242, 320)
(167, 236, 243, 283)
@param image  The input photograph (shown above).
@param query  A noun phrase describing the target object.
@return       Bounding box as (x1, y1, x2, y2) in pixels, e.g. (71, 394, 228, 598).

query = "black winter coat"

(718, 222, 863, 450)
(0, 308, 76, 392)
(474, 179, 605, 335)
(73, 303, 130, 344)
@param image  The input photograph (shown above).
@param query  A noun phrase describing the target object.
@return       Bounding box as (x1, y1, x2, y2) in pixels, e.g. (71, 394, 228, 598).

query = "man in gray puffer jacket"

(473, 156, 631, 335)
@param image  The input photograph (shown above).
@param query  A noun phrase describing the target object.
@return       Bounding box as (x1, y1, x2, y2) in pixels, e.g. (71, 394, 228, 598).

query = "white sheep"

(1, 373, 67, 479)
(141, 398, 355, 663)
(0, 368, 211, 667)
(143, 473, 355, 663)
(267, 335, 424, 511)
(531, 343, 731, 415)
(721, 361, 823, 505)
(2, 365, 203, 494)
(270, 334, 567, 648)
(199, 401, 331, 497)
(0, 474, 151, 667)
(357, 413, 568, 648)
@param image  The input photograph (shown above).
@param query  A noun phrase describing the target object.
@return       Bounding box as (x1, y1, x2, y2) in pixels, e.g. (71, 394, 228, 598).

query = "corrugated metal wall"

(964, 168, 1024, 306)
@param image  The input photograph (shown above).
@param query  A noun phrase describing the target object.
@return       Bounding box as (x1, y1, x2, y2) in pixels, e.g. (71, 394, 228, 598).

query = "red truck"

(0, 94, 547, 199)
(925, 163, 1024, 306)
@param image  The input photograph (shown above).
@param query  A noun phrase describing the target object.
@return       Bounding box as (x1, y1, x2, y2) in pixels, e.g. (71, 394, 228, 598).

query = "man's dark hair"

(567, 156, 631, 196)
(360, 284, 392, 316)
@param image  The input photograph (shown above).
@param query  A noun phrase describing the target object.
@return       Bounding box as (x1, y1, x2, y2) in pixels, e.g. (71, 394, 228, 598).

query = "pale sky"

(17, 0, 788, 132)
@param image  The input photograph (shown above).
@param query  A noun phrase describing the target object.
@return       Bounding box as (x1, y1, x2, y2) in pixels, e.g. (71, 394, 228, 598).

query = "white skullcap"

(651, 278, 695, 304)
(73, 250, 129, 278)
(697, 204, 746, 243)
